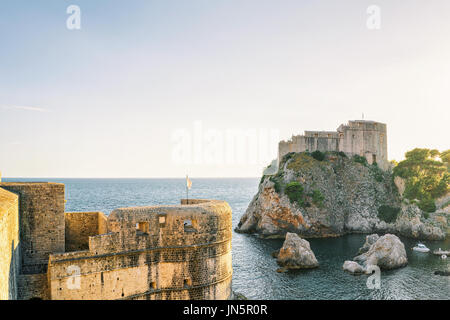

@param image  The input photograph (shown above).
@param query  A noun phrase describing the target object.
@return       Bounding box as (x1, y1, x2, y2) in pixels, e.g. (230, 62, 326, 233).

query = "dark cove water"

(4, 178, 449, 300)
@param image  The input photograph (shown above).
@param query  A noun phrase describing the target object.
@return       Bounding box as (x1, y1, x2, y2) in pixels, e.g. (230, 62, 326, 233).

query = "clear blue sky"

(1, 0, 449, 178)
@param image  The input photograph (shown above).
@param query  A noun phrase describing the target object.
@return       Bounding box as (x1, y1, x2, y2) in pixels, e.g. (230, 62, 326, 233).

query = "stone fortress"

(0, 181, 233, 300)
(279, 120, 389, 170)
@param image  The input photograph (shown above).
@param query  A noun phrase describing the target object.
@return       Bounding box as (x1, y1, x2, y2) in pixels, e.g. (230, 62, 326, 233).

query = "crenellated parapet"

(47, 199, 233, 300)
(278, 120, 389, 170)
(0, 180, 233, 300)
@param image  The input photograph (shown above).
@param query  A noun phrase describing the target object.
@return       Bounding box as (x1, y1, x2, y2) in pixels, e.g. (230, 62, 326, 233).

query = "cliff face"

(236, 152, 447, 240)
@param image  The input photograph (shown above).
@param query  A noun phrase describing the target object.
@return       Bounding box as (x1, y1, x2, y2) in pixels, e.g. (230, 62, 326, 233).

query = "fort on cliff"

(279, 120, 388, 170)
(0, 181, 233, 300)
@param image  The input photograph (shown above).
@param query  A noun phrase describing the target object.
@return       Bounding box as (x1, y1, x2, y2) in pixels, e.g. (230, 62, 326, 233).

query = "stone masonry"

(279, 120, 388, 170)
(0, 181, 233, 300)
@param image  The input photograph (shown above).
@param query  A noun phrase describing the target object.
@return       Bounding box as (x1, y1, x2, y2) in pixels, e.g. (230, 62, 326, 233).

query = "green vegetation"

(352, 155, 368, 166)
(370, 163, 384, 182)
(285, 182, 304, 206)
(393, 148, 449, 213)
(286, 153, 316, 171)
(260, 175, 266, 185)
(310, 189, 325, 207)
(280, 152, 296, 167)
(441, 149, 450, 170)
(311, 150, 326, 161)
(377, 205, 401, 223)
(338, 151, 347, 158)
(269, 176, 282, 193)
(417, 198, 436, 213)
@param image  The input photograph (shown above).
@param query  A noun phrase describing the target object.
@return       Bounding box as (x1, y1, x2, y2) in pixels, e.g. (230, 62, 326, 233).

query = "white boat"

(413, 243, 430, 253)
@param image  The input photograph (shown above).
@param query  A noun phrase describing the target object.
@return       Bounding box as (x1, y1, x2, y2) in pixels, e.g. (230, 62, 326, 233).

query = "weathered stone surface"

(0, 181, 233, 301)
(0, 188, 19, 300)
(65, 212, 107, 252)
(49, 199, 233, 300)
(354, 234, 408, 270)
(278, 120, 389, 170)
(276, 233, 319, 269)
(394, 176, 406, 197)
(358, 234, 380, 254)
(342, 261, 365, 274)
(236, 152, 447, 240)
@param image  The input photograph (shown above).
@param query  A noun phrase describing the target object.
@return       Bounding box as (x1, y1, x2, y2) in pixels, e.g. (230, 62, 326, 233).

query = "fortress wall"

(279, 135, 339, 166)
(47, 199, 233, 300)
(0, 188, 20, 300)
(0, 183, 65, 274)
(279, 121, 388, 170)
(48, 244, 232, 300)
(17, 273, 49, 300)
(65, 212, 107, 252)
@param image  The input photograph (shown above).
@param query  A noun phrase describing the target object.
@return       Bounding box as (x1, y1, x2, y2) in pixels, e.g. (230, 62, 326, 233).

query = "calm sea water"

(4, 178, 449, 300)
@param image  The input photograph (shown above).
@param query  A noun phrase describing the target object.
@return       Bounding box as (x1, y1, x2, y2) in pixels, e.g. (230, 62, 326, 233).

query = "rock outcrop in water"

(236, 152, 448, 240)
(344, 234, 408, 274)
(342, 261, 365, 274)
(358, 234, 380, 254)
(276, 233, 319, 270)
(353, 234, 408, 270)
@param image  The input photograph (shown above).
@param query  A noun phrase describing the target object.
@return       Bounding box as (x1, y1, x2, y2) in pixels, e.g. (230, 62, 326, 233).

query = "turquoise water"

(4, 178, 449, 300)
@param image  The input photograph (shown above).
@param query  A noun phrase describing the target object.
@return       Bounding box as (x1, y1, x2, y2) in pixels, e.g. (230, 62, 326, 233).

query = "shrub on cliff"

(370, 163, 384, 182)
(270, 176, 282, 193)
(311, 189, 325, 207)
(285, 182, 304, 206)
(378, 205, 400, 223)
(418, 198, 436, 213)
(353, 155, 368, 166)
(311, 150, 325, 161)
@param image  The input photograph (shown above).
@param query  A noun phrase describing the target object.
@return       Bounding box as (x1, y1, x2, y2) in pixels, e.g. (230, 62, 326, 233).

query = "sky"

(0, 0, 449, 178)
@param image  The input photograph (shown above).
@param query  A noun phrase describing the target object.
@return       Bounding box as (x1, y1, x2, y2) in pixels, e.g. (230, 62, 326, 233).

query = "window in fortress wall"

(184, 219, 198, 232)
(136, 222, 149, 234)
(184, 279, 192, 288)
(158, 214, 166, 227)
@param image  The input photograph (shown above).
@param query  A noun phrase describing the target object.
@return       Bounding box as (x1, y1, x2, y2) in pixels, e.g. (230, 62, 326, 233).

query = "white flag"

(186, 176, 192, 189)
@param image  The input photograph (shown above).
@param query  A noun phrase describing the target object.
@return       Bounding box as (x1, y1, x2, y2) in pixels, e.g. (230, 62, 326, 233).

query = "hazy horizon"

(1, 1, 449, 178)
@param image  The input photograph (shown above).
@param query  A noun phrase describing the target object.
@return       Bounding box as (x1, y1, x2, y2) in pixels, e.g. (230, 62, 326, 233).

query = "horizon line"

(1, 176, 261, 180)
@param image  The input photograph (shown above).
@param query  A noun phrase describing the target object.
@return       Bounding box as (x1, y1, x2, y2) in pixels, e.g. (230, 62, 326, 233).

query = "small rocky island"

(343, 234, 408, 274)
(236, 151, 448, 240)
(274, 233, 319, 272)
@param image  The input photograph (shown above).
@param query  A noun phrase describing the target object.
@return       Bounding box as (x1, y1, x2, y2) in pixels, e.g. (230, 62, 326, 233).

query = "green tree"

(441, 149, 450, 170)
(285, 182, 304, 206)
(393, 148, 449, 212)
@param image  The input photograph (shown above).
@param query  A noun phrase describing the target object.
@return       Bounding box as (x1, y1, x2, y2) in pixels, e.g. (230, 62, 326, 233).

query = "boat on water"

(413, 243, 430, 253)
(433, 248, 450, 256)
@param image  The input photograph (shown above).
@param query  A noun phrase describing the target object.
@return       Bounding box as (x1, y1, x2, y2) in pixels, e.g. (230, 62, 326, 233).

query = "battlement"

(278, 120, 388, 170)
(48, 199, 233, 300)
(0, 181, 233, 300)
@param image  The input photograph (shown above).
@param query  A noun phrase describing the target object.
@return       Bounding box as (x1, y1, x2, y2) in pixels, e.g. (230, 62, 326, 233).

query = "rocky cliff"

(236, 152, 448, 240)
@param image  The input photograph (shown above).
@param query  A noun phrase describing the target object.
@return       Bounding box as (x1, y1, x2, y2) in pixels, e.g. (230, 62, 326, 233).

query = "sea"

(4, 177, 449, 300)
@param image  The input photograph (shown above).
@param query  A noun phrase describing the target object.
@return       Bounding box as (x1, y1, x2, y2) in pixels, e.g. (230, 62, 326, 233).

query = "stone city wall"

(0, 183, 65, 274)
(278, 120, 388, 170)
(0, 188, 20, 300)
(65, 212, 107, 252)
(48, 199, 233, 300)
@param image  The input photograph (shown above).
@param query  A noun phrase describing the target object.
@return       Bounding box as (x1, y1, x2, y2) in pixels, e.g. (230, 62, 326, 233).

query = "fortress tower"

(0, 181, 232, 300)
(278, 120, 388, 170)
